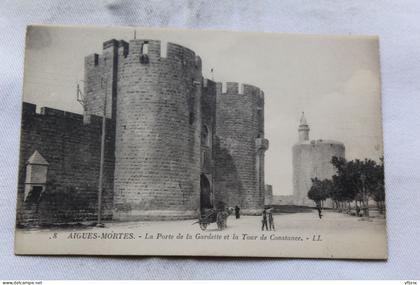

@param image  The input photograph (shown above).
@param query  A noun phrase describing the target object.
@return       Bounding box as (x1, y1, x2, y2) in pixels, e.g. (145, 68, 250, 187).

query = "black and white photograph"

(14, 25, 386, 259)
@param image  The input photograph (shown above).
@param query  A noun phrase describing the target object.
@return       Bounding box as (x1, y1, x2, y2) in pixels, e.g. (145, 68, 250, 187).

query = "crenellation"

(242, 84, 261, 97)
(194, 56, 202, 70)
(117, 40, 129, 58)
(226, 82, 239, 94)
(85, 53, 99, 66)
(219, 82, 263, 99)
(40, 106, 65, 117)
(22, 102, 36, 115)
(103, 39, 119, 50)
(166, 42, 196, 64)
(216, 82, 223, 95)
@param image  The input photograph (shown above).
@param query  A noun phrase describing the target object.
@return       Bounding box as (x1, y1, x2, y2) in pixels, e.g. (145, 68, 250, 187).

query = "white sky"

(23, 25, 383, 195)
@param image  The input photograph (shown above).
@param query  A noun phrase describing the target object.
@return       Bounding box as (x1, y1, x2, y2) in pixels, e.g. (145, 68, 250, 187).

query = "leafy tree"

(330, 156, 385, 214)
(330, 157, 356, 209)
(369, 157, 385, 213)
(308, 178, 331, 207)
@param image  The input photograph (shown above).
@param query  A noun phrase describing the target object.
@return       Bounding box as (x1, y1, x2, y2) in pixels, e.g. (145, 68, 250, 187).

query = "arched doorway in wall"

(200, 174, 212, 211)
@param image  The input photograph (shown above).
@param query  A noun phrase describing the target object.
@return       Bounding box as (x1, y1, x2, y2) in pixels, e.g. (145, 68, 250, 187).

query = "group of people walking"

(234, 206, 276, 231)
(227, 204, 325, 231)
(261, 208, 275, 231)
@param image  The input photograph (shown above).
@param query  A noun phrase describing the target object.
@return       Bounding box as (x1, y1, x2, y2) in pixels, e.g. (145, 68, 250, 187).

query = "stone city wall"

(17, 102, 115, 226)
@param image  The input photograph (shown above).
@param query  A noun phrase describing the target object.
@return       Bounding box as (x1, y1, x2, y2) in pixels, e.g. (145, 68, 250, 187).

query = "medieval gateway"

(16, 39, 269, 226)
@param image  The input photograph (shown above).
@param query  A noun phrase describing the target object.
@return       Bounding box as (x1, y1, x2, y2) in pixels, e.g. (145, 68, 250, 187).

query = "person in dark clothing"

(235, 205, 240, 219)
(356, 205, 361, 217)
(261, 209, 268, 230)
(267, 208, 275, 230)
(316, 204, 323, 219)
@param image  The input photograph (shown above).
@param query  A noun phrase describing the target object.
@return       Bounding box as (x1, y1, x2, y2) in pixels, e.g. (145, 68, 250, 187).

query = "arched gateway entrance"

(200, 174, 212, 211)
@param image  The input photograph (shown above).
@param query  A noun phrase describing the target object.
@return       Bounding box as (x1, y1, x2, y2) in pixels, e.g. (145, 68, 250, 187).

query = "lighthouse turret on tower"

(292, 112, 345, 206)
(298, 112, 310, 142)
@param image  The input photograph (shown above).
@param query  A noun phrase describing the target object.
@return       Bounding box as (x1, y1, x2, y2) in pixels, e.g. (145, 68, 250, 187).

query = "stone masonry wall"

(84, 39, 127, 120)
(200, 79, 217, 209)
(16, 102, 115, 226)
(201, 79, 217, 175)
(112, 40, 202, 220)
(214, 82, 266, 213)
(293, 140, 345, 206)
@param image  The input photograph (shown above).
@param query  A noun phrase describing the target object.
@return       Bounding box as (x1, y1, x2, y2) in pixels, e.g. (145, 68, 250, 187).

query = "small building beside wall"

(24, 150, 49, 203)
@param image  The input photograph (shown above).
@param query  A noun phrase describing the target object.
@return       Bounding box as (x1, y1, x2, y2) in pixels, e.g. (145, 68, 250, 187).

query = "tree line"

(307, 156, 385, 214)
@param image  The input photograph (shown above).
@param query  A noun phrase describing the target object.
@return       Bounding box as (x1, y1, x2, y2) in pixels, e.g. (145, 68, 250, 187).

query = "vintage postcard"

(14, 25, 387, 259)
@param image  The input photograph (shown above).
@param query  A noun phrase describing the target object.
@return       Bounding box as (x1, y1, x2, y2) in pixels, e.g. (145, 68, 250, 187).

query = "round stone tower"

(214, 82, 268, 214)
(113, 39, 202, 220)
(292, 113, 345, 206)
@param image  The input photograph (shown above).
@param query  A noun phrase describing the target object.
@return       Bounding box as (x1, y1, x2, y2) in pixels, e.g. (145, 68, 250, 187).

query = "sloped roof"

(27, 150, 49, 165)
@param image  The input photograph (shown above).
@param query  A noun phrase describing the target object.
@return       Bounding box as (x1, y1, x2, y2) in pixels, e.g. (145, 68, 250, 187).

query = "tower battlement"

(21, 102, 112, 125)
(216, 82, 264, 99)
(86, 39, 202, 73)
